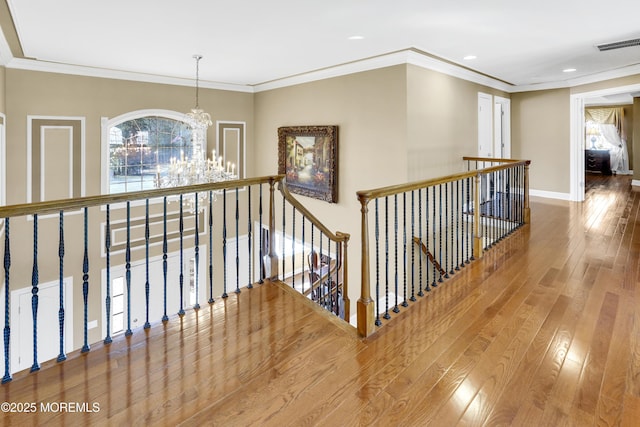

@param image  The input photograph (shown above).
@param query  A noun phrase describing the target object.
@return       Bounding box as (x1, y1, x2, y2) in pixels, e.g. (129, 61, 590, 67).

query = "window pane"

(112, 313, 124, 334)
(113, 294, 124, 314)
(113, 277, 124, 295)
(109, 116, 192, 194)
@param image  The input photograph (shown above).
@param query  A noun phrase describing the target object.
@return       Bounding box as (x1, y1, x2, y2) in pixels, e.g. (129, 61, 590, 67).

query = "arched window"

(102, 110, 194, 194)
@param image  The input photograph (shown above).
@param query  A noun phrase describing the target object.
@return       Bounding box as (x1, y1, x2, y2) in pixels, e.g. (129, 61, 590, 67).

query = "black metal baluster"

(31, 214, 40, 372)
(82, 207, 90, 352)
(235, 187, 240, 294)
(247, 186, 253, 289)
(282, 195, 286, 278)
(208, 191, 214, 303)
(410, 191, 416, 302)
(145, 199, 151, 327)
(402, 192, 408, 308)
(301, 216, 306, 295)
(163, 197, 170, 319)
(2, 218, 11, 383)
(292, 205, 296, 290)
(319, 232, 325, 309)
(327, 234, 332, 312)
(455, 180, 461, 270)
(179, 195, 186, 314)
(393, 194, 399, 313)
(222, 190, 228, 298)
(57, 211, 66, 362)
(104, 205, 113, 343)
(450, 181, 455, 275)
(439, 185, 445, 281)
(194, 195, 201, 308)
(374, 199, 381, 326)
(417, 189, 423, 297)
(444, 182, 449, 277)
(467, 177, 473, 262)
(259, 184, 264, 284)
(384, 197, 390, 320)
(432, 186, 439, 284)
(125, 202, 133, 335)
(426, 186, 433, 290)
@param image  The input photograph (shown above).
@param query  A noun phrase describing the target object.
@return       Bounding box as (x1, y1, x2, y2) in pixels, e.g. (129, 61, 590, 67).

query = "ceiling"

(2, 0, 640, 93)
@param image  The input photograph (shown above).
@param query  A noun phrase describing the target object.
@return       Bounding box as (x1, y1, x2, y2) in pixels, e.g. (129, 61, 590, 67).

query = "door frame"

(569, 82, 640, 201)
(10, 278, 74, 373)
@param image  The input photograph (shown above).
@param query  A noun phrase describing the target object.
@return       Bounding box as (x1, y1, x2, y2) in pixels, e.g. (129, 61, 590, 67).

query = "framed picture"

(278, 125, 338, 203)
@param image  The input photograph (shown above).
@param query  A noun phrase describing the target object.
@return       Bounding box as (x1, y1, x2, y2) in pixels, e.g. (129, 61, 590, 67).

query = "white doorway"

(10, 278, 74, 373)
(569, 83, 640, 201)
(478, 92, 493, 157)
(494, 96, 511, 159)
(101, 247, 205, 338)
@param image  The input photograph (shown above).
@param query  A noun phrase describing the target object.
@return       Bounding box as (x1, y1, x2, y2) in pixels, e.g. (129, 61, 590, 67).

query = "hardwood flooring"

(3, 174, 640, 426)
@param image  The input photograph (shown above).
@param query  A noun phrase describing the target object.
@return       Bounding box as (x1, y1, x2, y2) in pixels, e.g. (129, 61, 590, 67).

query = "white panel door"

(12, 279, 73, 373)
(478, 93, 493, 157)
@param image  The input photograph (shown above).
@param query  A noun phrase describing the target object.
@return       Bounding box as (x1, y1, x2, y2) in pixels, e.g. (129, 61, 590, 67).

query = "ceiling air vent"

(597, 38, 640, 51)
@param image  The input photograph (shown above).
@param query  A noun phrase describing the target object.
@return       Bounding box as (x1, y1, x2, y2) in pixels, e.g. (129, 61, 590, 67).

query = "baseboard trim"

(529, 189, 571, 201)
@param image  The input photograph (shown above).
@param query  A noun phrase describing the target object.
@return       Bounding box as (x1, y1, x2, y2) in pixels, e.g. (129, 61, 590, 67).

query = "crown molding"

(2, 40, 640, 96)
(252, 50, 410, 92)
(0, 27, 12, 66)
(4, 57, 254, 93)
(404, 50, 514, 93)
(253, 49, 515, 93)
(512, 63, 640, 93)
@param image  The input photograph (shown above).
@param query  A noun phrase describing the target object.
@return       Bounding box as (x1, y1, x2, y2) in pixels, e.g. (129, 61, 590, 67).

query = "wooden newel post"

(473, 173, 483, 259)
(357, 194, 375, 337)
(524, 160, 531, 224)
(266, 177, 279, 280)
(337, 232, 350, 321)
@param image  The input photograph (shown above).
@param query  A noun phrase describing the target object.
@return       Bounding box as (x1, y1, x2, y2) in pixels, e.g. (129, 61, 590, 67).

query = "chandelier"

(157, 54, 237, 210)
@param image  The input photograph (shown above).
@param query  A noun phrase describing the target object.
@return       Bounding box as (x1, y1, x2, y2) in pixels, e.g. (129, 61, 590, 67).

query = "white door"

(11, 279, 74, 373)
(102, 248, 205, 338)
(494, 96, 511, 159)
(494, 103, 503, 158)
(478, 92, 493, 158)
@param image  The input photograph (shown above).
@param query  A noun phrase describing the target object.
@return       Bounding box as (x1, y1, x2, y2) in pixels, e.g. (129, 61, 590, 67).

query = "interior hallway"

(2, 174, 640, 426)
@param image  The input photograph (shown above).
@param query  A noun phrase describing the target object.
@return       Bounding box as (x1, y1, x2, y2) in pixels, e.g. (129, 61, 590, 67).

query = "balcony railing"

(356, 157, 530, 337)
(0, 175, 348, 383)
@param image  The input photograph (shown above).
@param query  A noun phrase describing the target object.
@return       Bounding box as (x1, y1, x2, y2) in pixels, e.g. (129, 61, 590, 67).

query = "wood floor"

(3, 174, 640, 426)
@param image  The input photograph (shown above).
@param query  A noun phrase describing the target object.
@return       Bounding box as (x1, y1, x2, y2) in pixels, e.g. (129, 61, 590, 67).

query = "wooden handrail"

(0, 175, 284, 218)
(278, 180, 349, 244)
(357, 156, 532, 337)
(356, 159, 530, 202)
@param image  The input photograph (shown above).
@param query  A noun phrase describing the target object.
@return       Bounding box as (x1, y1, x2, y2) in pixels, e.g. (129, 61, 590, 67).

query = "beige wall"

(3, 68, 254, 346)
(254, 64, 512, 314)
(406, 65, 510, 180)
(0, 65, 5, 113)
(512, 88, 570, 194)
(255, 66, 408, 310)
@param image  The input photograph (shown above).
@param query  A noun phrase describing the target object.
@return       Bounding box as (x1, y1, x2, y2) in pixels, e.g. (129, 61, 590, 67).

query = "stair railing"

(356, 157, 530, 337)
(0, 174, 347, 383)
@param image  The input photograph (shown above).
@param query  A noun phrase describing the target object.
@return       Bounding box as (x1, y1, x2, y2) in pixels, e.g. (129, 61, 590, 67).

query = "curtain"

(585, 107, 630, 174)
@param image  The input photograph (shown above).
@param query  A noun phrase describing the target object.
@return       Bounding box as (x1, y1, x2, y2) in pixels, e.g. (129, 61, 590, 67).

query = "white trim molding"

(530, 189, 572, 201)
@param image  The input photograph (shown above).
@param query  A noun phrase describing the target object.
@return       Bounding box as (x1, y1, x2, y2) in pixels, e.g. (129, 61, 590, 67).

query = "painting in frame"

(278, 125, 338, 203)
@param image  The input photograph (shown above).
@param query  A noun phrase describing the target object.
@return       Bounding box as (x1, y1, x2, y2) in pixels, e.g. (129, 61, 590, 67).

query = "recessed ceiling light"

(348, 35, 364, 40)
(563, 68, 577, 73)
(463, 55, 477, 60)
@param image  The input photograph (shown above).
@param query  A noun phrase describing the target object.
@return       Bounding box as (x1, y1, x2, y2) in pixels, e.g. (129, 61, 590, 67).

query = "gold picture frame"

(278, 125, 338, 203)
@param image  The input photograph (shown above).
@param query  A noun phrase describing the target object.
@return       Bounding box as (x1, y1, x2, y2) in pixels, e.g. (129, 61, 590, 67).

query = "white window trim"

(101, 109, 191, 196)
